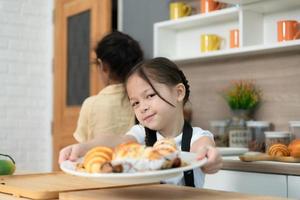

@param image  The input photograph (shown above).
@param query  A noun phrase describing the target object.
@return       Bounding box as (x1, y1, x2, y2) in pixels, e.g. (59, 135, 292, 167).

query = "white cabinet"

(154, 0, 300, 64)
(204, 170, 287, 197)
(288, 175, 300, 199)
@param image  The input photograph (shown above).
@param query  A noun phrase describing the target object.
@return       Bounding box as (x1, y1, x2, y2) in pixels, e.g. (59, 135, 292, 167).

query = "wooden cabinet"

(154, 0, 300, 64)
(204, 170, 287, 197)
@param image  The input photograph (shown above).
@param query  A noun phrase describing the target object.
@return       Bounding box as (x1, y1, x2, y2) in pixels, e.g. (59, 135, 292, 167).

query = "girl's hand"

(58, 143, 88, 164)
(195, 145, 223, 174)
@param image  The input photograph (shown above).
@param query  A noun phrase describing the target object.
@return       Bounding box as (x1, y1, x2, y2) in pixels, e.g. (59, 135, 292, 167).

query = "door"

(53, 0, 111, 170)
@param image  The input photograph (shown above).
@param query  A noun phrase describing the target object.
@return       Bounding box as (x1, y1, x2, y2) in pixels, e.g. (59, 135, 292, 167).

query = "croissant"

(268, 143, 290, 157)
(83, 146, 113, 173)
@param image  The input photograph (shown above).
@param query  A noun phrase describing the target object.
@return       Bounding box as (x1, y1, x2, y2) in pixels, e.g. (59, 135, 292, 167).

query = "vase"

(228, 109, 251, 148)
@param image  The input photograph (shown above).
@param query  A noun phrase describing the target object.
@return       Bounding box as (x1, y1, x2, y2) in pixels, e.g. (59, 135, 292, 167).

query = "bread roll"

(153, 138, 177, 156)
(113, 142, 144, 160)
(288, 139, 300, 158)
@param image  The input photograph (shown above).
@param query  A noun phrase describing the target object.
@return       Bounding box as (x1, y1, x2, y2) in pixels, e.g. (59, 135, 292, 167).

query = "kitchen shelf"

(155, 7, 239, 30)
(154, 0, 300, 64)
(217, 0, 300, 13)
(173, 40, 300, 64)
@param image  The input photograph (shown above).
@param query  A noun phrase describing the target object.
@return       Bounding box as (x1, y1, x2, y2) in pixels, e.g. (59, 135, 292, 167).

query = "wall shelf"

(173, 40, 300, 64)
(154, 0, 300, 64)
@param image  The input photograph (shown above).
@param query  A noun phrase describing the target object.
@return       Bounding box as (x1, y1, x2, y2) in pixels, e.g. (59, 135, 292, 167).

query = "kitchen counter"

(222, 156, 300, 176)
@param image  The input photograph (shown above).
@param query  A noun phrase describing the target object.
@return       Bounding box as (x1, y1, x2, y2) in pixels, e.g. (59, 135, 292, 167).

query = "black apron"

(145, 120, 195, 187)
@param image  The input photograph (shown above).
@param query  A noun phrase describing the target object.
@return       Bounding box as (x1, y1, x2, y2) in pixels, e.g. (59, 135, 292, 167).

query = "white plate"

(217, 147, 249, 156)
(60, 152, 207, 184)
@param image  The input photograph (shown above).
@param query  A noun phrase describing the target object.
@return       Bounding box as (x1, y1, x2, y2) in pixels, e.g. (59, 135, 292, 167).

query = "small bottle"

(246, 121, 270, 152)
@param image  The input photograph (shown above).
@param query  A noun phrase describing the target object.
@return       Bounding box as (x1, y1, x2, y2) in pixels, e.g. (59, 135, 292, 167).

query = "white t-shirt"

(126, 124, 214, 188)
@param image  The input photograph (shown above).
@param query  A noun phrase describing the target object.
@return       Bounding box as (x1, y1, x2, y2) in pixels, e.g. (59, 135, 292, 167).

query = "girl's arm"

(190, 136, 223, 174)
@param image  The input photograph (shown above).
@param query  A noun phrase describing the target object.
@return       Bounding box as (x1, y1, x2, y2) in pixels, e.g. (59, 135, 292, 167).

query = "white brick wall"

(0, 0, 53, 172)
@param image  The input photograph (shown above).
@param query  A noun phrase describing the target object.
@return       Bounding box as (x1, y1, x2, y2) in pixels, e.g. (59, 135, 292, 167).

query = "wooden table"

(0, 173, 289, 200)
(59, 184, 288, 200)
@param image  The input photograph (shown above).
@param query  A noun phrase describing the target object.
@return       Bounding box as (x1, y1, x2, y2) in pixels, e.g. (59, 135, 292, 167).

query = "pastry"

(113, 141, 144, 160)
(153, 138, 177, 156)
(112, 142, 145, 172)
(83, 146, 113, 173)
(288, 139, 300, 158)
(268, 143, 290, 157)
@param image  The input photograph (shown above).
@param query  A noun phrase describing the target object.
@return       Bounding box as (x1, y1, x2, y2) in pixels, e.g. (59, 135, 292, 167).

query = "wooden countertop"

(59, 184, 287, 200)
(222, 156, 300, 175)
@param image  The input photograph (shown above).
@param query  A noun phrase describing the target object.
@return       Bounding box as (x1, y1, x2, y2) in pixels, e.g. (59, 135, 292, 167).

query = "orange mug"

(230, 29, 239, 48)
(277, 20, 300, 42)
(201, 0, 225, 14)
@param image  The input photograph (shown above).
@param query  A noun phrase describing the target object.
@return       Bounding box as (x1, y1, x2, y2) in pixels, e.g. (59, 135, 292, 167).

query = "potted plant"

(222, 80, 261, 147)
(223, 80, 260, 115)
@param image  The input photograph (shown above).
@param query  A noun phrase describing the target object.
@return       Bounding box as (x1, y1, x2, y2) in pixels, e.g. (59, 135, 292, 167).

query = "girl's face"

(126, 73, 185, 132)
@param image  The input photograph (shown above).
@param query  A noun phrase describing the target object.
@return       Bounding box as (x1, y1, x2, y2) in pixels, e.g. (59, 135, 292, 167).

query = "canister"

(246, 121, 270, 152)
(289, 121, 300, 140)
(264, 131, 291, 153)
(209, 120, 229, 147)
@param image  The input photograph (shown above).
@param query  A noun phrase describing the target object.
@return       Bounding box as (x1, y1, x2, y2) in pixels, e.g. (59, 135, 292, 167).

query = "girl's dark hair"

(95, 31, 144, 82)
(125, 57, 190, 106)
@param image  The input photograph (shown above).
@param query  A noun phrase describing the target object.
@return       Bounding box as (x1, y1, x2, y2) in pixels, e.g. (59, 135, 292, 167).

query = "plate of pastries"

(60, 138, 207, 184)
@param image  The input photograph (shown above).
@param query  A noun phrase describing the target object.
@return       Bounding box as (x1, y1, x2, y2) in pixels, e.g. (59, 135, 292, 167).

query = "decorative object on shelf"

(229, 29, 239, 48)
(201, 34, 223, 52)
(222, 80, 261, 148)
(277, 20, 300, 42)
(169, 2, 192, 20)
(200, 0, 226, 14)
(0, 154, 16, 175)
(209, 120, 229, 147)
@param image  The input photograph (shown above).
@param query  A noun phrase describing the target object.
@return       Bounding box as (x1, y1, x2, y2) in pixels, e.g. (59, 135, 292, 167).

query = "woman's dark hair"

(125, 57, 190, 106)
(95, 31, 144, 82)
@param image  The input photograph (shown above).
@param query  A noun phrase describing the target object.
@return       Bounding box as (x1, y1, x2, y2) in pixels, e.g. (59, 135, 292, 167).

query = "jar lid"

(246, 121, 270, 127)
(264, 131, 290, 138)
(289, 121, 300, 127)
(210, 120, 227, 127)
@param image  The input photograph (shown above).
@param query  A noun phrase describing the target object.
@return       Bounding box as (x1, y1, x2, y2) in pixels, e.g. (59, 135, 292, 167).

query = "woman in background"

(59, 31, 143, 162)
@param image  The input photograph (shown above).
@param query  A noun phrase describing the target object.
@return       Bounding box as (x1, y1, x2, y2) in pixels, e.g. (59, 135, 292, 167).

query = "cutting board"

(239, 153, 300, 163)
(59, 184, 286, 200)
(0, 172, 138, 200)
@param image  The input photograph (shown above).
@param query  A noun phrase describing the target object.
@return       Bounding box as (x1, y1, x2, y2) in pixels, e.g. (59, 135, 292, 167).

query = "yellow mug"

(201, 34, 222, 52)
(169, 2, 192, 20)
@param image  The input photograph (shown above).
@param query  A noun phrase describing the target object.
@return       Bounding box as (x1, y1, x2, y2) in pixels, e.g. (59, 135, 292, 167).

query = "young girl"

(59, 31, 143, 161)
(60, 57, 222, 187)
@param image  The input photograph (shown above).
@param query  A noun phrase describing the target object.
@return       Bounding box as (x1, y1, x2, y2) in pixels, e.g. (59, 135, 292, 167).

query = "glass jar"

(289, 121, 300, 140)
(246, 121, 270, 152)
(209, 120, 229, 147)
(264, 131, 291, 153)
(228, 109, 250, 148)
